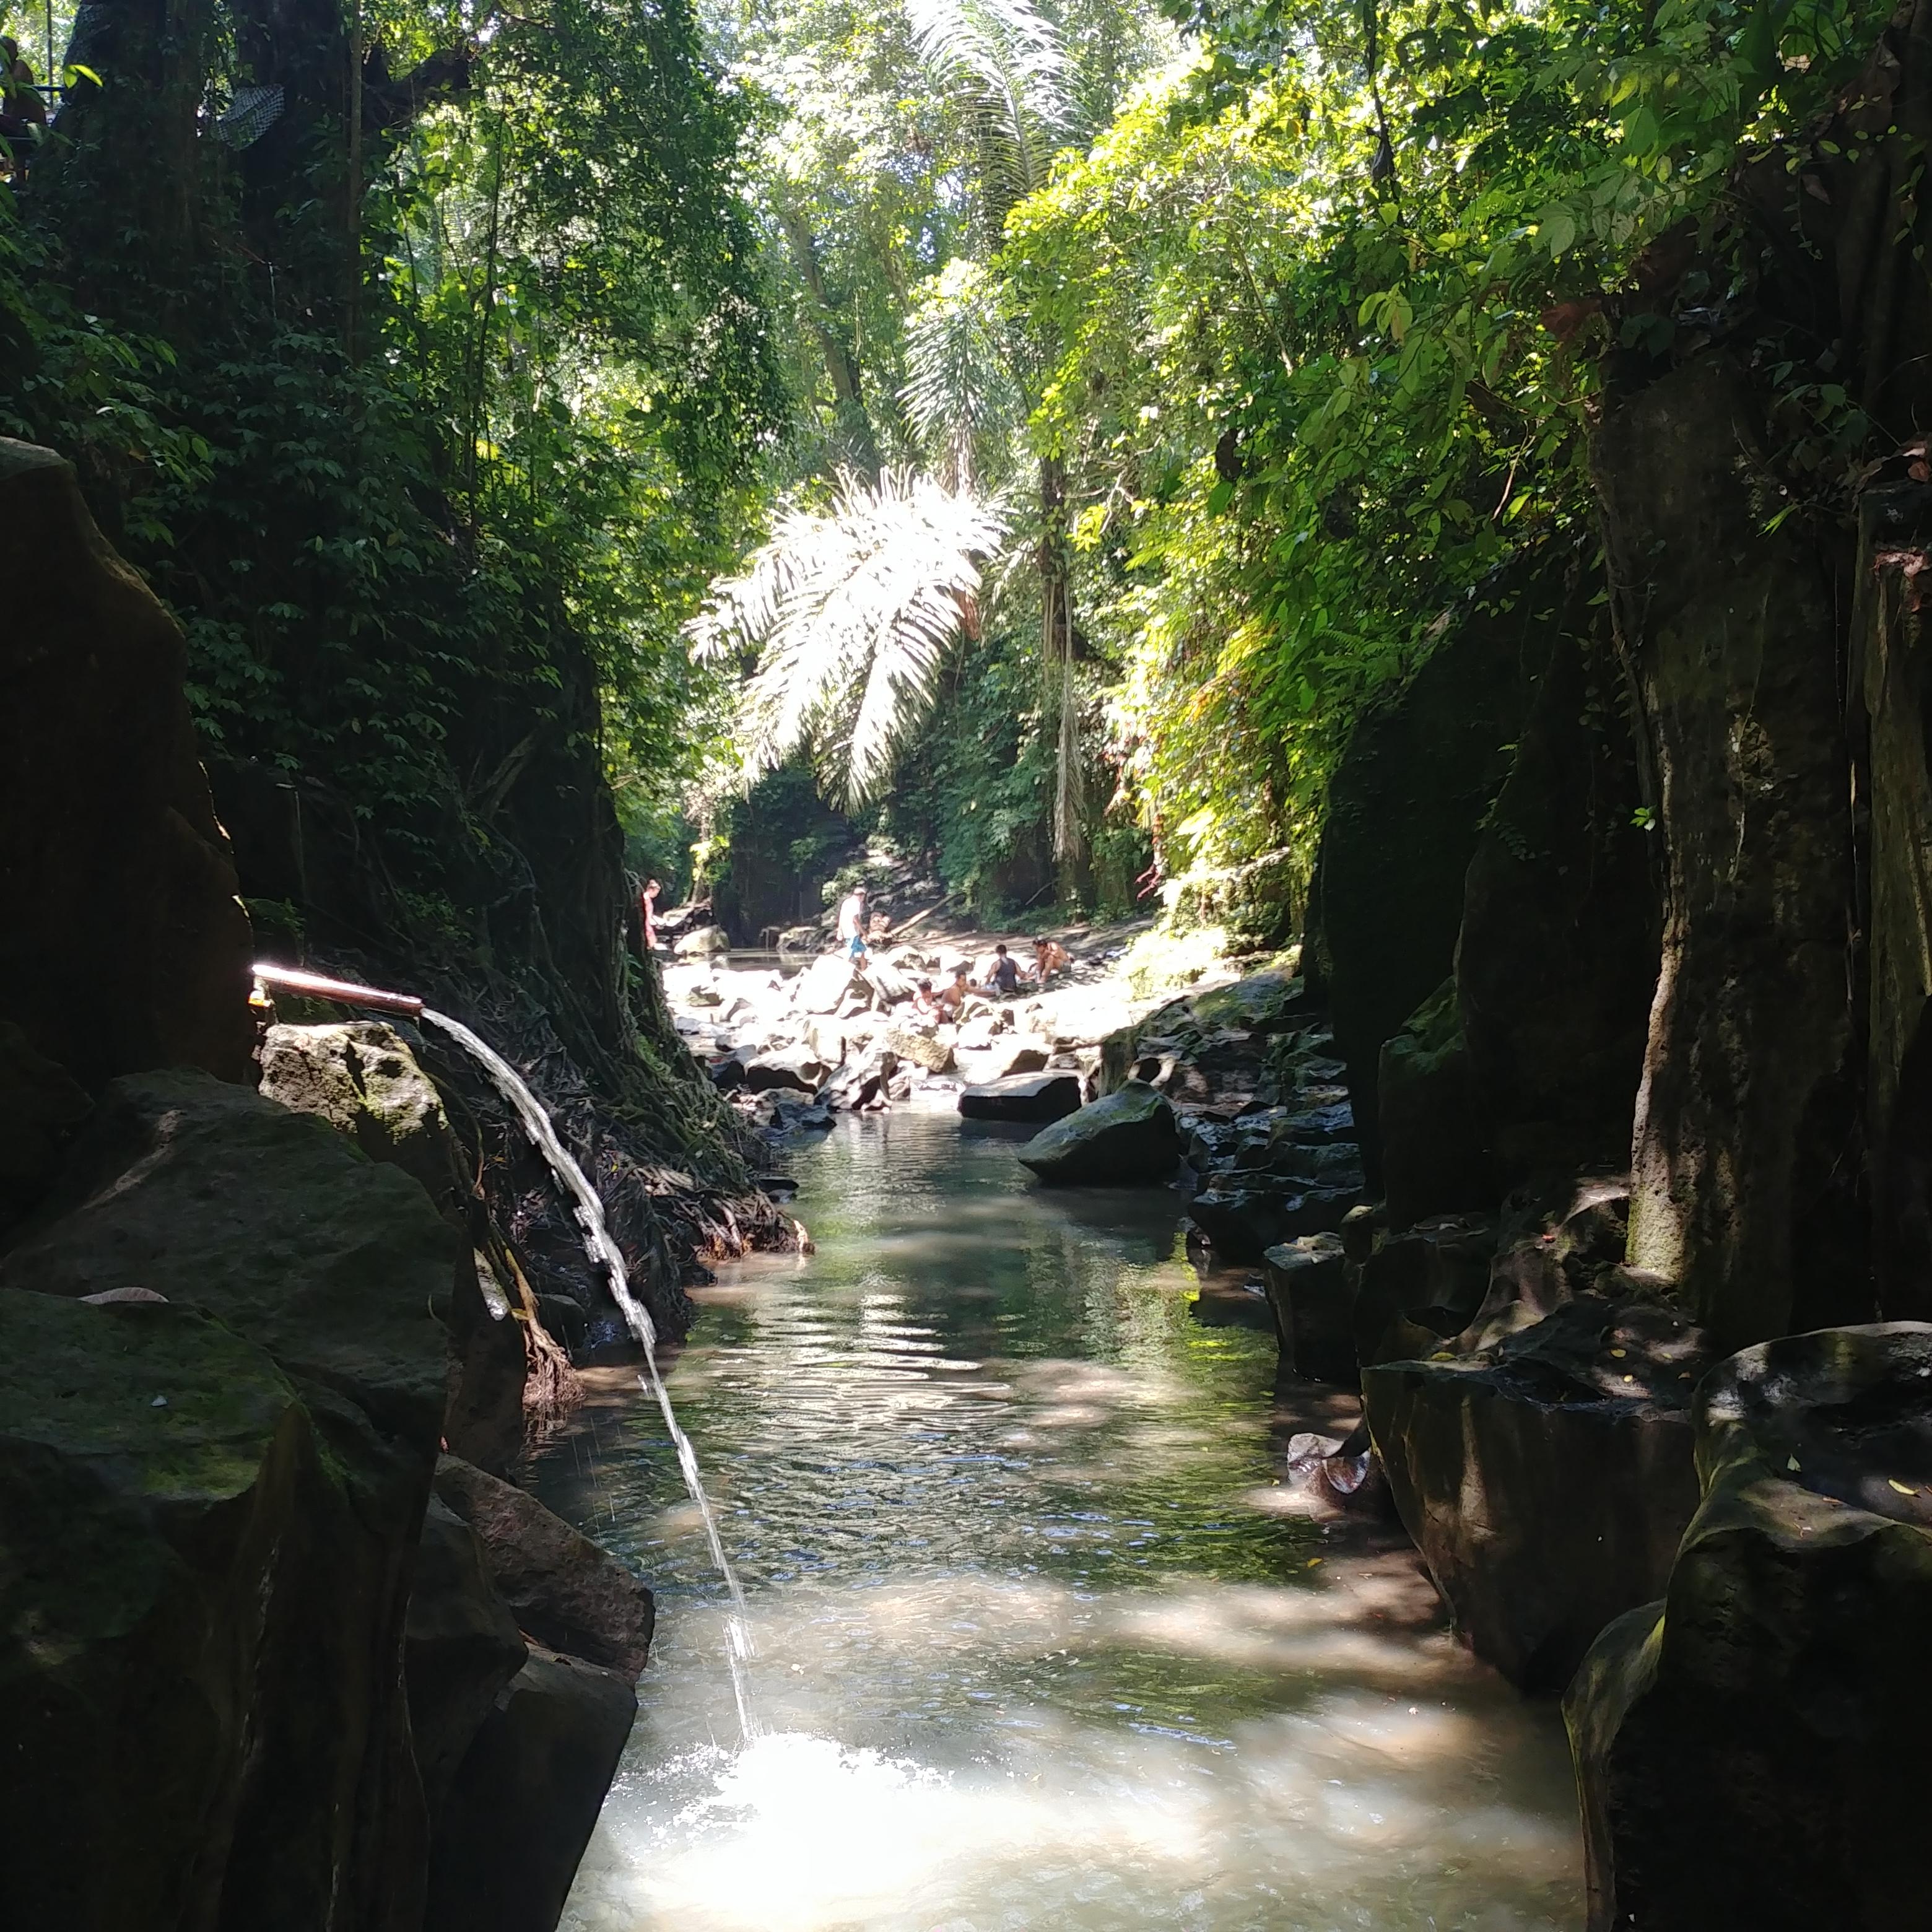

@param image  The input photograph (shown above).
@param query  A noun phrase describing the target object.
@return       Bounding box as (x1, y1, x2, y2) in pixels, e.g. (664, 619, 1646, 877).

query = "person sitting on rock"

(910, 977, 942, 1021)
(935, 964, 972, 1016)
(978, 943, 1022, 998)
(1027, 936, 1071, 984)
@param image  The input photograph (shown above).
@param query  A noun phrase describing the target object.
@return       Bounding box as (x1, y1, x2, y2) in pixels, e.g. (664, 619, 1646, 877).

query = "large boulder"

(1597, 357, 1859, 1348)
(424, 1645, 637, 1932)
(0, 1020, 92, 1237)
(0, 1289, 432, 1931)
(1351, 1212, 1498, 1367)
(1016, 1082, 1180, 1185)
(0, 1070, 453, 1445)
(1567, 1321, 1932, 1932)
(742, 1047, 829, 1095)
(958, 1072, 1082, 1124)
(1365, 1294, 1710, 1690)
(434, 1455, 655, 1679)
(794, 951, 859, 1015)
(0, 440, 256, 1094)
(884, 1023, 955, 1074)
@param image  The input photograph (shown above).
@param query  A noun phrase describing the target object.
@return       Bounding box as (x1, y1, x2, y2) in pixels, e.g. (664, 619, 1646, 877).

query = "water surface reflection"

(538, 1113, 1582, 1931)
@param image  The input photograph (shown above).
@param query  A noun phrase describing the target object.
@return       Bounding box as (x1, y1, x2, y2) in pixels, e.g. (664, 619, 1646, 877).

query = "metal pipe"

(252, 961, 425, 1017)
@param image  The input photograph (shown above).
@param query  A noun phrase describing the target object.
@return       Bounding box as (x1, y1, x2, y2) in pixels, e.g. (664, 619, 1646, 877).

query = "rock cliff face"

(0, 437, 658, 1930)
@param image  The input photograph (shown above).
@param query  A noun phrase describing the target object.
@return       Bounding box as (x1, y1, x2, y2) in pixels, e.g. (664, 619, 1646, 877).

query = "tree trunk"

(776, 203, 881, 478)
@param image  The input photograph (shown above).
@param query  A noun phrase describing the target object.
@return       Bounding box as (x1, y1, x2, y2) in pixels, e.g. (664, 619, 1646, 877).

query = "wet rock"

(1263, 1234, 1355, 1384)
(1378, 980, 1496, 1229)
(0, 439, 256, 1094)
(959, 1072, 1083, 1125)
(0, 1289, 432, 1929)
(1567, 1321, 1932, 1932)
(1365, 1294, 1710, 1690)
(1016, 1082, 1181, 1186)
(406, 1497, 529, 1818)
(435, 1455, 656, 1679)
(1282, 1423, 1393, 1518)
(424, 1645, 637, 1932)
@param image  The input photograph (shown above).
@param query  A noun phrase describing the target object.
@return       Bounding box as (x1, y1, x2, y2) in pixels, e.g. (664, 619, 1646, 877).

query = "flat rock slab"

(959, 1072, 1082, 1124)
(1017, 1081, 1180, 1185)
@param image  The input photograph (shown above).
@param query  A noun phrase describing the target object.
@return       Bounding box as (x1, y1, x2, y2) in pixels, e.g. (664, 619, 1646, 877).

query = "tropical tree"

(688, 467, 1010, 806)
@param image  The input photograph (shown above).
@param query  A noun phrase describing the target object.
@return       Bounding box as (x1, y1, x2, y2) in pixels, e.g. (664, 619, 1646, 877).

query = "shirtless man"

(934, 965, 972, 1017)
(1028, 936, 1071, 984)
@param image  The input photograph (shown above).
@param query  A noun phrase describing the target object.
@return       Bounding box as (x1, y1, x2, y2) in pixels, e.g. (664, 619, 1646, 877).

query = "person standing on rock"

(837, 883, 869, 962)
(638, 877, 661, 951)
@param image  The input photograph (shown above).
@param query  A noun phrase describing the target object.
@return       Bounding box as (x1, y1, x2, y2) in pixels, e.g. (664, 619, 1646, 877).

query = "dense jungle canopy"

(0, 0, 1906, 941)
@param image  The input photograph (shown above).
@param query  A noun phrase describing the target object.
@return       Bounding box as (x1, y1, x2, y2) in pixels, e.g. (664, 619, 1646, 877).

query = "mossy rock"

(1016, 1081, 1180, 1186)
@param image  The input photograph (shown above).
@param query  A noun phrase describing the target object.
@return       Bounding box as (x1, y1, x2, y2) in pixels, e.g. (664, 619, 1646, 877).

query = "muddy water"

(536, 1112, 1583, 1932)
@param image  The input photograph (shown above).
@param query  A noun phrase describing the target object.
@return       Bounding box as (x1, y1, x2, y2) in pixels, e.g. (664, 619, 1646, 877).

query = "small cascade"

(420, 1008, 760, 1741)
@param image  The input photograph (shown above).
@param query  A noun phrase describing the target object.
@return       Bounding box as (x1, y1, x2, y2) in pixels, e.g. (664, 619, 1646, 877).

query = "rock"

(1351, 1212, 1497, 1367)
(1016, 1082, 1181, 1186)
(260, 1020, 459, 1207)
(1263, 1234, 1355, 1383)
(799, 1014, 846, 1064)
(1339, 1200, 1385, 1263)
(1308, 568, 1543, 1182)
(958, 1072, 1083, 1124)
(884, 1023, 955, 1074)
(406, 1497, 529, 1818)
(1464, 1175, 1632, 1349)
(424, 1645, 637, 1932)
(683, 981, 723, 1006)
(987, 1035, 1051, 1079)
(1282, 1424, 1393, 1518)
(1186, 1184, 1356, 1263)
(674, 924, 732, 957)
(0, 1069, 452, 1445)
(1365, 1294, 1710, 1690)
(435, 1455, 655, 1678)
(708, 1047, 751, 1092)
(0, 1289, 432, 1928)
(1599, 357, 1858, 1348)
(1456, 629, 1658, 1190)
(743, 1047, 829, 1094)
(1567, 1321, 1932, 1931)
(1378, 980, 1496, 1229)
(0, 1019, 92, 1234)
(795, 951, 859, 1014)
(0, 440, 256, 1093)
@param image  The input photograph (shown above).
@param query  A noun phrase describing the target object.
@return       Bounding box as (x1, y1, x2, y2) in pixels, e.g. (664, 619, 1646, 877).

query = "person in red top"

(639, 877, 661, 951)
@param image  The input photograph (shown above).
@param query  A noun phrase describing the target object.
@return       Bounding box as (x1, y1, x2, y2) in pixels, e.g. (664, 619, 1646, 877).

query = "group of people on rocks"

(838, 883, 1069, 1004)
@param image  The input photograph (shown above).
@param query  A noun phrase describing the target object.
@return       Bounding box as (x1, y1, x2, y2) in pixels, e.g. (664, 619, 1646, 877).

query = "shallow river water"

(537, 1112, 1583, 1932)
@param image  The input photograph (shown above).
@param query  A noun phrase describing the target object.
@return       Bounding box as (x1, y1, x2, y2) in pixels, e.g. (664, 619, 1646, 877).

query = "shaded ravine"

(535, 1112, 1583, 1931)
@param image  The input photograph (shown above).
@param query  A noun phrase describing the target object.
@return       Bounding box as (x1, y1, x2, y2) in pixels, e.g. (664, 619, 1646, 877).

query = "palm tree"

(899, 258, 1020, 492)
(688, 468, 1009, 807)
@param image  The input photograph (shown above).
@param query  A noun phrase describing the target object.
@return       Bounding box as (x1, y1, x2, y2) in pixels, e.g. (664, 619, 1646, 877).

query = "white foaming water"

(420, 1009, 758, 1738)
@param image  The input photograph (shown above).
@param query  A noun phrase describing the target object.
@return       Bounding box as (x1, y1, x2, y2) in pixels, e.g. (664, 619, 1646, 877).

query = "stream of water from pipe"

(419, 1009, 760, 1740)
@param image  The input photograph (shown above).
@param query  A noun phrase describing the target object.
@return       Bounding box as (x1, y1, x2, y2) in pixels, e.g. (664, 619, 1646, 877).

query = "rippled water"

(536, 1112, 1583, 1932)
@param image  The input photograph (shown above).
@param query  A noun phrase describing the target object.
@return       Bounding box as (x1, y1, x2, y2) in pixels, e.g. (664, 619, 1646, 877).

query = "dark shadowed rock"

(435, 1455, 655, 1679)
(1309, 577, 1543, 1181)
(1187, 1184, 1357, 1263)
(1365, 1294, 1710, 1690)
(959, 1071, 1083, 1123)
(0, 440, 256, 1093)
(1378, 980, 1496, 1229)
(425, 1645, 636, 1932)
(1262, 1234, 1355, 1383)
(0, 1020, 92, 1236)
(1017, 1082, 1180, 1185)
(744, 1047, 829, 1094)
(406, 1497, 529, 1818)
(1567, 1321, 1932, 1932)
(0, 1290, 432, 1931)
(1456, 629, 1658, 1190)
(1351, 1213, 1497, 1367)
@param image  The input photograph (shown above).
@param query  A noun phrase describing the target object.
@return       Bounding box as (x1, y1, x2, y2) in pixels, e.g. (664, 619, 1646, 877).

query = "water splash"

(421, 1008, 759, 1739)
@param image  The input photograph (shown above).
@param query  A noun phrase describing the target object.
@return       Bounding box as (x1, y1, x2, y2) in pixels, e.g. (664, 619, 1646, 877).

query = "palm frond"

(899, 259, 1021, 490)
(687, 468, 1009, 806)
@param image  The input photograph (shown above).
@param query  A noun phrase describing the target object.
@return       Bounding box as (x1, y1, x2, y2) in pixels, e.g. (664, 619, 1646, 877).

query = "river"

(536, 1110, 1584, 1931)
